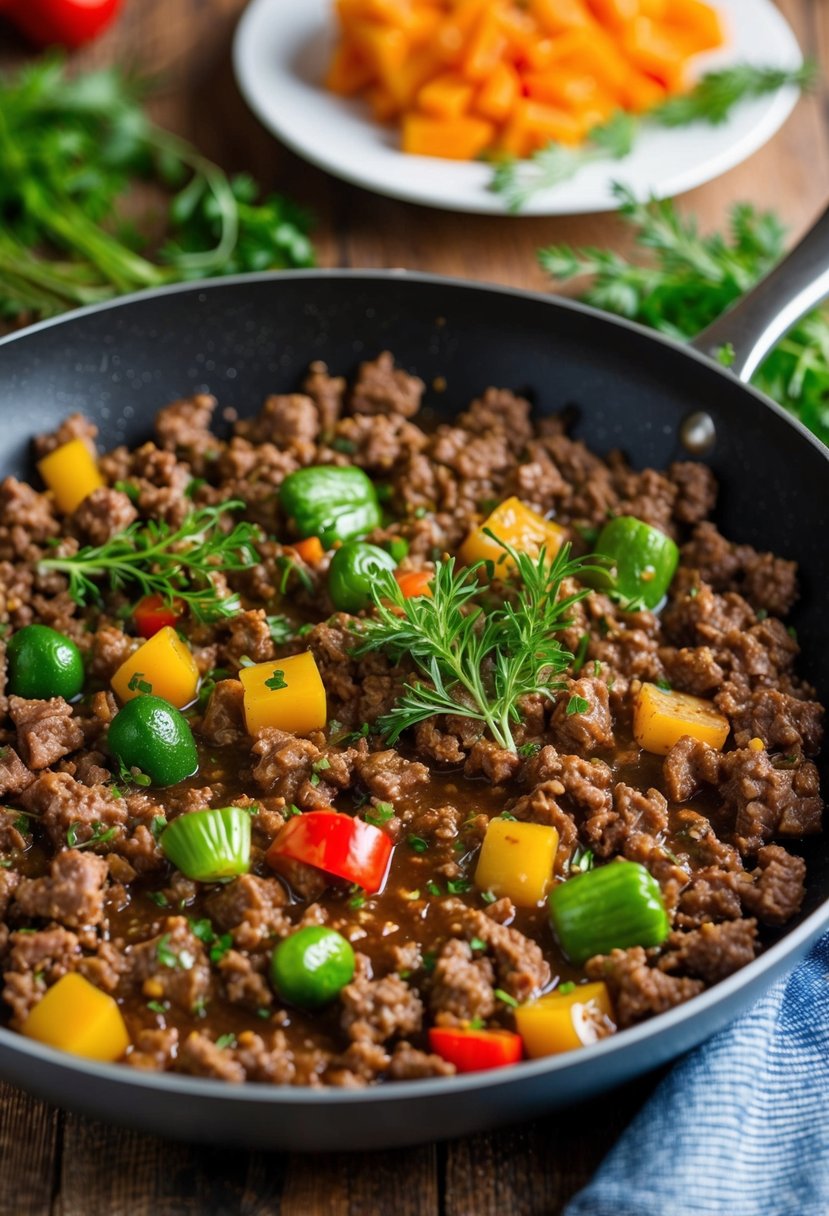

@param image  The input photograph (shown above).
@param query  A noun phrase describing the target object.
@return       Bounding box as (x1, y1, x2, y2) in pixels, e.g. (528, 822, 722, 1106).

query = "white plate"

(233, 0, 803, 216)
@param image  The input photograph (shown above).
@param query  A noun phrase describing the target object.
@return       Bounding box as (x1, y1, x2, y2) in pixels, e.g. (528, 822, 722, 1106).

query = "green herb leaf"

(265, 668, 288, 691)
(364, 801, 395, 827)
(494, 988, 519, 1009)
(566, 694, 590, 716)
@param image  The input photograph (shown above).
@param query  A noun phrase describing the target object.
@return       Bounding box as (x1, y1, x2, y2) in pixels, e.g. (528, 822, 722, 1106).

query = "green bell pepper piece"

(270, 926, 356, 1008)
(279, 466, 381, 548)
(328, 541, 397, 614)
(548, 860, 670, 965)
(593, 515, 679, 609)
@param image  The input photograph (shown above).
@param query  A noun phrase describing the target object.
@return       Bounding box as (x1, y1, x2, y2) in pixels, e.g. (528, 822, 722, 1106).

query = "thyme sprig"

(355, 539, 594, 753)
(490, 62, 815, 212)
(38, 501, 260, 622)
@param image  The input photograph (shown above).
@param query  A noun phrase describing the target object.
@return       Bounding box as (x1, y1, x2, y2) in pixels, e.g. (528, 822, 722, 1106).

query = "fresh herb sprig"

(355, 540, 592, 753)
(38, 501, 260, 622)
(0, 58, 315, 322)
(490, 62, 815, 212)
(538, 184, 829, 445)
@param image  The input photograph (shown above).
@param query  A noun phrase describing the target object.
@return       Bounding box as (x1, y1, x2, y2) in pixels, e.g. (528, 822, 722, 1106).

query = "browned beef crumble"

(0, 348, 821, 1086)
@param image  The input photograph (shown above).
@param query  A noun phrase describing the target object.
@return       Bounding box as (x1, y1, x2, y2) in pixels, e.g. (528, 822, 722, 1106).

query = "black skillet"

(0, 206, 828, 1151)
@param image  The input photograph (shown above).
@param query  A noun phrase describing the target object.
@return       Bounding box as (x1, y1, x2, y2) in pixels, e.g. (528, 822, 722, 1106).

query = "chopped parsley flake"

(566, 694, 590, 716)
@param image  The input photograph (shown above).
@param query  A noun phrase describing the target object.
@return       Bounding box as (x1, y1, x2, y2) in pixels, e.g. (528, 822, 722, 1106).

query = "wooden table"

(1, 2, 828, 1212)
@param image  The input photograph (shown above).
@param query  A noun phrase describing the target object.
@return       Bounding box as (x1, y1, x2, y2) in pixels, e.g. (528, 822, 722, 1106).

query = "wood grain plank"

(53, 1114, 287, 1216)
(280, 1145, 438, 1216)
(442, 1075, 660, 1216)
(0, 1084, 60, 1216)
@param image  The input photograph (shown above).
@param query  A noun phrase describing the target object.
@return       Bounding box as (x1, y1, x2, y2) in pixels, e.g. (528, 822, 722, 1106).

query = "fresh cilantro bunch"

(538, 184, 829, 446)
(0, 57, 315, 322)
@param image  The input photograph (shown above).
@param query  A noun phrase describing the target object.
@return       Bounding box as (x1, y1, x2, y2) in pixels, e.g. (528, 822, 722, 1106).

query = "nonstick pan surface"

(0, 270, 826, 1151)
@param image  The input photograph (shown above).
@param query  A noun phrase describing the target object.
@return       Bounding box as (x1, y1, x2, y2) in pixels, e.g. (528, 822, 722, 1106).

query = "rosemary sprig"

(490, 62, 815, 213)
(355, 539, 593, 753)
(38, 501, 260, 622)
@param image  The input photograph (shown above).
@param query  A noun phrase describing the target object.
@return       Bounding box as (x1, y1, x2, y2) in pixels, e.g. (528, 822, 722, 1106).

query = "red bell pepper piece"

(0, 0, 121, 48)
(266, 810, 392, 894)
(428, 1027, 523, 1073)
(133, 594, 184, 640)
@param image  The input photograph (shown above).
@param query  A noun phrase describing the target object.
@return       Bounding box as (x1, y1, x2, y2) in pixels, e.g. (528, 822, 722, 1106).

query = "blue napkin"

(565, 934, 829, 1216)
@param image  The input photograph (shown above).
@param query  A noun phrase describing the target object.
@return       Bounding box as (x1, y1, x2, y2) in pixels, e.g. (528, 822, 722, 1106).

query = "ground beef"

(70, 486, 137, 545)
(353, 750, 430, 802)
(206, 874, 291, 950)
(2, 925, 82, 1027)
(551, 678, 614, 754)
(660, 646, 725, 696)
(9, 695, 84, 770)
(20, 771, 129, 850)
(729, 688, 824, 756)
(340, 964, 423, 1045)
(663, 736, 722, 802)
(349, 351, 424, 418)
(429, 938, 496, 1026)
(221, 609, 276, 668)
(508, 781, 578, 875)
(457, 388, 533, 454)
(199, 679, 246, 745)
(740, 844, 806, 926)
(236, 393, 320, 456)
(668, 461, 718, 525)
(681, 521, 798, 617)
(586, 947, 704, 1028)
(128, 917, 211, 1014)
(464, 739, 521, 785)
(13, 849, 108, 929)
(0, 477, 60, 559)
(127, 1027, 179, 1072)
(439, 898, 550, 1003)
(154, 393, 218, 464)
(303, 360, 345, 434)
(0, 747, 34, 797)
(387, 1042, 455, 1080)
(660, 920, 759, 985)
(720, 749, 823, 854)
(675, 867, 744, 929)
(584, 783, 668, 860)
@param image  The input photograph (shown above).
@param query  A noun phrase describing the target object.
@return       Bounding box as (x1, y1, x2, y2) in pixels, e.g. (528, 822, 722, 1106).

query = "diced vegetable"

(593, 515, 679, 609)
(279, 466, 381, 547)
(22, 973, 129, 1062)
(290, 536, 326, 564)
(36, 438, 104, 513)
(459, 496, 566, 574)
(133, 594, 184, 639)
(474, 817, 559, 907)
(6, 623, 84, 700)
(428, 1027, 523, 1073)
(266, 810, 392, 894)
(402, 113, 496, 159)
(270, 926, 356, 1008)
(633, 682, 729, 755)
(240, 652, 327, 736)
(107, 694, 198, 788)
(394, 569, 433, 599)
(328, 541, 397, 613)
(548, 859, 670, 965)
(159, 807, 251, 881)
(110, 625, 200, 709)
(515, 981, 615, 1056)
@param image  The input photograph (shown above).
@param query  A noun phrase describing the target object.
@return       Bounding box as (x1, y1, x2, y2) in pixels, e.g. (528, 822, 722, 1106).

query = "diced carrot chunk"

(587, 0, 641, 31)
(325, 44, 375, 96)
(475, 61, 521, 123)
(402, 113, 496, 159)
(418, 72, 475, 119)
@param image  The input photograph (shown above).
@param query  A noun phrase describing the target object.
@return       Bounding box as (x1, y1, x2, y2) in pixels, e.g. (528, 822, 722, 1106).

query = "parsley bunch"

(538, 185, 829, 445)
(490, 63, 815, 212)
(355, 541, 593, 753)
(0, 58, 314, 322)
(38, 501, 260, 622)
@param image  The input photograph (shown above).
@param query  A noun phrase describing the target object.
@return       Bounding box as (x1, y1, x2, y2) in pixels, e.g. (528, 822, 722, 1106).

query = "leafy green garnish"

(0, 58, 314, 323)
(66, 821, 117, 850)
(364, 801, 395, 827)
(355, 540, 591, 753)
(38, 501, 259, 622)
(490, 63, 815, 212)
(538, 185, 829, 446)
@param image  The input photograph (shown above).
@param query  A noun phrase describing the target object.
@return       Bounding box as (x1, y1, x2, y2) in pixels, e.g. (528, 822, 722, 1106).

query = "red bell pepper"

(0, 0, 121, 48)
(266, 810, 392, 894)
(428, 1027, 523, 1073)
(133, 594, 184, 640)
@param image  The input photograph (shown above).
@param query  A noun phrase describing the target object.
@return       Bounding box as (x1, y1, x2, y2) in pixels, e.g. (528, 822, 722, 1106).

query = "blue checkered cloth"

(564, 934, 829, 1216)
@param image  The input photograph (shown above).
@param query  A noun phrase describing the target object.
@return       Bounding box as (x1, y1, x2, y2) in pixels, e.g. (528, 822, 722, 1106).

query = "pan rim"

(0, 268, 826, 1109)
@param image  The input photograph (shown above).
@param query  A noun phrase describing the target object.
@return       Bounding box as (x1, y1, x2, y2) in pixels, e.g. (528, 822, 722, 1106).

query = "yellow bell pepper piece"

(459, 496, 566, 574)
(37, 438, 104, 514)
(22, 972, 130, 1062)
(633, 681, 730, 756)
(111, 625, 200, 709)
(516, 981, 615, 1057)
(240, 651, 327, 737)
(474, 817, 559, 907)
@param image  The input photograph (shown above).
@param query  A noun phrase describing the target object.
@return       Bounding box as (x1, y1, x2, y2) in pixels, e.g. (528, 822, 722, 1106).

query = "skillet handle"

(690, 203, 829, 383)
